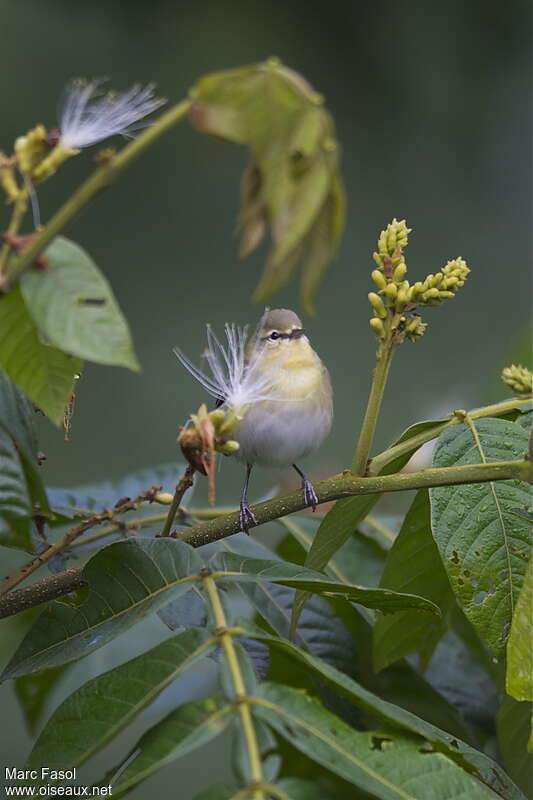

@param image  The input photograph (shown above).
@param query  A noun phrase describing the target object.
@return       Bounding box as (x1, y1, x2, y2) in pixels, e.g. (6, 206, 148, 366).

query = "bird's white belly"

(233, 397, 332, 467)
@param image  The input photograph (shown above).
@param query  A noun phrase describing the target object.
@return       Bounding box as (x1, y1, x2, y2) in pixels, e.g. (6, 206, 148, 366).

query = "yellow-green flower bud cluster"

(0, 153, 20, 203)
(373, 218, 411, 271)
(197, 406, 241, 454)
(407, 258, 470, 306)
(501, 364, 533, 397)
(402, 315, 427, 342)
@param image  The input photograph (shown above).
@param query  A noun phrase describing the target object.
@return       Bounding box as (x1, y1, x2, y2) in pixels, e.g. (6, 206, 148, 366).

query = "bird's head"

(253, 308, 315, 368)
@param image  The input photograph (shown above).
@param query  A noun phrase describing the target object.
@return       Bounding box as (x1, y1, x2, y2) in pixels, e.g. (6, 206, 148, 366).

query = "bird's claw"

(302, 477, 318, 512)
(239, 500, 257, 534)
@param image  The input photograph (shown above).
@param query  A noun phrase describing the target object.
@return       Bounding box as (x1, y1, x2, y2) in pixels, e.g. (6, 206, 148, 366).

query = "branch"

(0, 458, 529, 619)
(4, 98, 191, 288)
(159, 465, 195, 537)
(0, 487, 166, 596)
(351, 340, 394, 474)
(179, 459, 531, 547)
(369, 396, 531, 475)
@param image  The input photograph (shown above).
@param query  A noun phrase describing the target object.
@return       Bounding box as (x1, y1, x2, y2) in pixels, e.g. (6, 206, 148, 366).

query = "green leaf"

(497, 695, 533, 795)
(0, 370, 49, 520)
(99, 697, 232, 797)
(14, 666, 69, 734)
(238, 622, 524, 799)
(219, 534, 358, 675)
(1, 538, 202, 679)
(291, 417, 434, 636)
(280, 515, 387, 588)
(276, 777, 324, 800)
(0, 424, 32, 548)
(190, 59, 344, 310)
(373, 490, 454, 672)
(430, 415, 532, 653)
(47, 462, 187, 521)
(254, 682, 492, 800)
(214, 552, 440, 615)
(27, 628, 214, 769)
(507, 556, 533, 701)
(20, 237, 139, 370)
(0, 286, 82, 424)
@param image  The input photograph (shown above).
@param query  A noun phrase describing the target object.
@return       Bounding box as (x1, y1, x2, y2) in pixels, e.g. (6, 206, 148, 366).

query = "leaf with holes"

(26, 628, 214, 769)
(373, 490, 454, 672)
(506, 556, 533, 702)
(97, 697, 231, 798)
(254, 682, 492, 800)
(430, 414, 532, 653)
(1, 538, 203, 679)
(238, 621, 524, 799)
(20, 237, 139, 370)
(0, 287, 82, 424)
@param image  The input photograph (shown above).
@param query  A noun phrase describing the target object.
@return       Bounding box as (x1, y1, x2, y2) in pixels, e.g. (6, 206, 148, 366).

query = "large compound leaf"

(21, 237, 139, 370)
(254, 682, 491, 800)
(1, 538, 202, 679)
(430, 415, 532, 654)
(0, 286, 81, 424)
(238, 621, 524, 800)
(27, 628, 214, 769)
(506, 556, 533, 702)
(99, 697, 232, 798)
(373, 490, 454, 672)
(214, 551, 440, 615)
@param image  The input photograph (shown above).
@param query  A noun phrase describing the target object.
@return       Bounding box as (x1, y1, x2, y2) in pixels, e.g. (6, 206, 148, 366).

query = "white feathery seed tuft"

(174, 324, 282, 413)
(58, 79, 165, 151)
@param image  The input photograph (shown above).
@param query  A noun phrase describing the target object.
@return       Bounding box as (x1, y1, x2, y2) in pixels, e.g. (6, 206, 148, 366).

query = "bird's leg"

(293, 463, 318, 512)
(239, 463, 257, 534)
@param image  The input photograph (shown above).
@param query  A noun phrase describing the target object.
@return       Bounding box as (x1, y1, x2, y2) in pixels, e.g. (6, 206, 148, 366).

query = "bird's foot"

(239, 500, 257, 534)
(302, 477, 318, 512)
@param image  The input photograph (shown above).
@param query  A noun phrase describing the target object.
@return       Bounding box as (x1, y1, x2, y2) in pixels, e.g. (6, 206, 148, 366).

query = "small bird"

(175, 308, 333, 533)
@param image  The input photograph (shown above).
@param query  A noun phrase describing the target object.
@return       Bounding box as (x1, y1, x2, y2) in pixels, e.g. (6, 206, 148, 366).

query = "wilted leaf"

(373, 490, 453, 672)
(21, 237, 139, 370)
(0, 286, 81, 424)
(430, 415, 532, 653)
(1, 538, 203, 679)
(190, 59, 345, 311)
(506, 556, 533, 701)
(27, 628, 214, 769)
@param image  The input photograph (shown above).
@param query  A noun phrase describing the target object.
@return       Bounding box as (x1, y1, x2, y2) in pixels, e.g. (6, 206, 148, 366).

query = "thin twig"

(0, 486, 164, 596)
(0, 189, 28, 276)
(4, 99, 191, 288)
(352, 341, 394, 475)
(159, 465, 195, 537)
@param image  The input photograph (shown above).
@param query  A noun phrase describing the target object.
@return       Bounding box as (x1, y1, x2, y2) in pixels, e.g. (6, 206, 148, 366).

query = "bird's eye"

(269, 331, 280, 340)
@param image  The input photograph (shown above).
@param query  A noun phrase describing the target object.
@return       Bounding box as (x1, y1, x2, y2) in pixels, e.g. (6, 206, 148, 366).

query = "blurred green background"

(0, 0, 531, 796)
